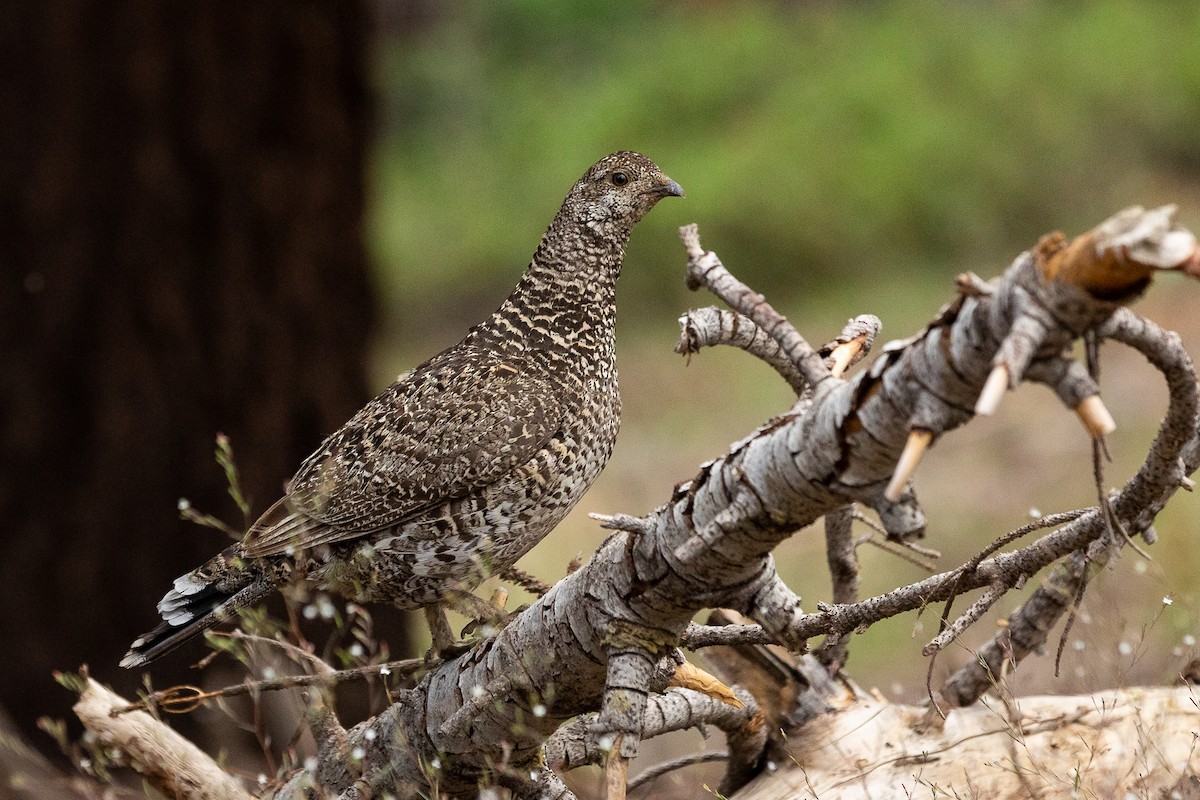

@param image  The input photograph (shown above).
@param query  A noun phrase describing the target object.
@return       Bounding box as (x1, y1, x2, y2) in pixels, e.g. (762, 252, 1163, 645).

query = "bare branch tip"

(604, 736, 631, 800)
(828, 341, 857, 378)
(1075, 395, 1117, 438)
(955, 272, 994, 297)
(1094, 204, 1199, 271)
(885, 429, 934, 503)
(667, 661, 744, 708)
(589, 512, 652, 535)
(975, 364, 1010, 416)
(678, 224, 704, 260)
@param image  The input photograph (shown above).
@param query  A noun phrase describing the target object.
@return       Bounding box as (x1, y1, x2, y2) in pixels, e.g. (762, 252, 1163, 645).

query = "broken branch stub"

(883, 204, 1196, 501)
(973, 205, 1196, 425)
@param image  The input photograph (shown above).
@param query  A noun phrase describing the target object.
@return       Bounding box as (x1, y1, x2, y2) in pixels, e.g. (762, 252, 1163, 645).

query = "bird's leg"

(451, 590, 522, 639)
(422, 593, 512, 660)
(423, 604, 463, 661)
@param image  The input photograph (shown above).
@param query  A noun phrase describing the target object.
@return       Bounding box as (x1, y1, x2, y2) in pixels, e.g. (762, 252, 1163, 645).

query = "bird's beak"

(661, 178, 685, 199)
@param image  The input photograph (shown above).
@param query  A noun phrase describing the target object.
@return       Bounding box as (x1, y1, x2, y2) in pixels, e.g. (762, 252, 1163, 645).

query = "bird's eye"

(610, 171, 629, 186)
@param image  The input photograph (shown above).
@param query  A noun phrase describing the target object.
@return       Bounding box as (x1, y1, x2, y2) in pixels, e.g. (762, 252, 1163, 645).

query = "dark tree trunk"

(0, 0, 376, 748)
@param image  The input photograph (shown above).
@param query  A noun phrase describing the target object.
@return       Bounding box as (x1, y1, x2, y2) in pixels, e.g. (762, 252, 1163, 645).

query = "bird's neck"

(533, 209, 634, 281)
(475, 217, 628, 354)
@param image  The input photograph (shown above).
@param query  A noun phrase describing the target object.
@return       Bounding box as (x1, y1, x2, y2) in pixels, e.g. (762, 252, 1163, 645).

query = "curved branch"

(941, 308, 1199, 705)
(679, 224, 830, 387)
(677, 306, 809, 394)
(545, 687, 765, 797)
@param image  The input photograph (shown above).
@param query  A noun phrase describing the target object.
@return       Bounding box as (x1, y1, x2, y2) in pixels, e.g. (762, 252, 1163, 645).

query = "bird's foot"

(460, 604, 527, 639)
(423, 639, 472, 663)
(423, 604, 464, 660)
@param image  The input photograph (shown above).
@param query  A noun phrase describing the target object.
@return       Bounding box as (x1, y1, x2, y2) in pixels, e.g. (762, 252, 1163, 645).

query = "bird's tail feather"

(121, 553, 270, 669)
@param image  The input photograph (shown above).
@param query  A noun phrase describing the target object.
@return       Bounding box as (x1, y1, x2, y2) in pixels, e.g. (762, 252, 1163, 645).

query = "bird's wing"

(242, 349, 563, 558)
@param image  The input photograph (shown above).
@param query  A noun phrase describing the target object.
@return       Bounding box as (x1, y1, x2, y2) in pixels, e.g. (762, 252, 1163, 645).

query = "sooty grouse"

(122, 151, 683, 667)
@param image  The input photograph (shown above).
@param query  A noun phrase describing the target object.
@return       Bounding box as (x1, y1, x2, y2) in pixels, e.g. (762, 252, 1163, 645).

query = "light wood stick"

(667, 660, 744, 708)
(1075, 395, 1117, 437)
(975, 364, 1010, 416)
(74, 678, 250, 800)
(605, 735, 629, 800)
(885, 429, 934, 503)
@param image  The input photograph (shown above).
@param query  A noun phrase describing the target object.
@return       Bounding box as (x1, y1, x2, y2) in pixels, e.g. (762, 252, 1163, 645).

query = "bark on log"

(733, 685, 1200, 800)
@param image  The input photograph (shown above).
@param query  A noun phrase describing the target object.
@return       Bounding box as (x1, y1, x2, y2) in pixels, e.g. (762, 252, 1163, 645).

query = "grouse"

(122, 152, 683, 667)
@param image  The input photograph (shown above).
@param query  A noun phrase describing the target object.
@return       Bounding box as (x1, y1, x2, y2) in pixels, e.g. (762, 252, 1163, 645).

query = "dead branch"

(676, 308, 881, 396)
(124, 654, 424, 715)
(941, 304, 1200, 705)
(816, 506, 858, 671)
(545, 686, 765, 797)
(732, 685, 1200, 799)
(77, 207, 1200, 799)
(73, 677, 251, 800)
(679, 223, 830, 387)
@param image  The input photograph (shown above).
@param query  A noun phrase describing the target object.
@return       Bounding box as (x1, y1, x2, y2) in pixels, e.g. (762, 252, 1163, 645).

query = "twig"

(851, 507, 941, 566)
(221, 629, 336, 676)
(590, 512, 655, 536)
(627, 751, 728, 793)
(818, 506, 858, 671)
(500, 564, 554, 597)
(676, 306, 808, 394)
(861, 535, 939, 571)
(923, 582, 1007, 655)
(122, 656, 424, 715)
(679, 224, 830, 387)
(74, 677, 251, 800)
(1053, 552, 1093, 678)
(680, 622, 775, 649)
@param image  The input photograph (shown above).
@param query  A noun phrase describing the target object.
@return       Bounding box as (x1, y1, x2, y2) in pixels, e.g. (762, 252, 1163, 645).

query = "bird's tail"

(121, 546, 271, 669)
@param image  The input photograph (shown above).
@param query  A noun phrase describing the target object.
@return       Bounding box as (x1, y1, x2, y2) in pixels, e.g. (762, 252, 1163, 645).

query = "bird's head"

(563, 151, 684, 234)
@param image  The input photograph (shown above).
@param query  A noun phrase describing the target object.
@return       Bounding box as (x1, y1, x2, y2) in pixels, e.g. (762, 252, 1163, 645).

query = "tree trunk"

(0, 0, 375, 748)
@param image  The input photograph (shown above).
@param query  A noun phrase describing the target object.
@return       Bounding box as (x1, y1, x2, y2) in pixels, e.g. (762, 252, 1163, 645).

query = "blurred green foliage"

(369, 0, 1200, 352)
(367, 1, 1200, 705)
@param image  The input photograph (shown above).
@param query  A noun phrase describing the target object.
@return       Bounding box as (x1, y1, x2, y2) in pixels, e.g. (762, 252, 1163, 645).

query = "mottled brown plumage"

(122, 152, 683, 668)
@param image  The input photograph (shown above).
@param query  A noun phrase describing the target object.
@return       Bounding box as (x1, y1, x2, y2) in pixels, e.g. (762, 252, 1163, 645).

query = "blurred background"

(3, 0, 1200, 795)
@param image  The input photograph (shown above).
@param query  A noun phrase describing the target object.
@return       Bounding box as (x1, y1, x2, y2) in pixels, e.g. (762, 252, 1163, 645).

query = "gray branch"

(940, 307, 1200, 705)
(259, 209, 1197, 799)
(545, 686, 763, 796)
(80, 208, 1198, 800)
